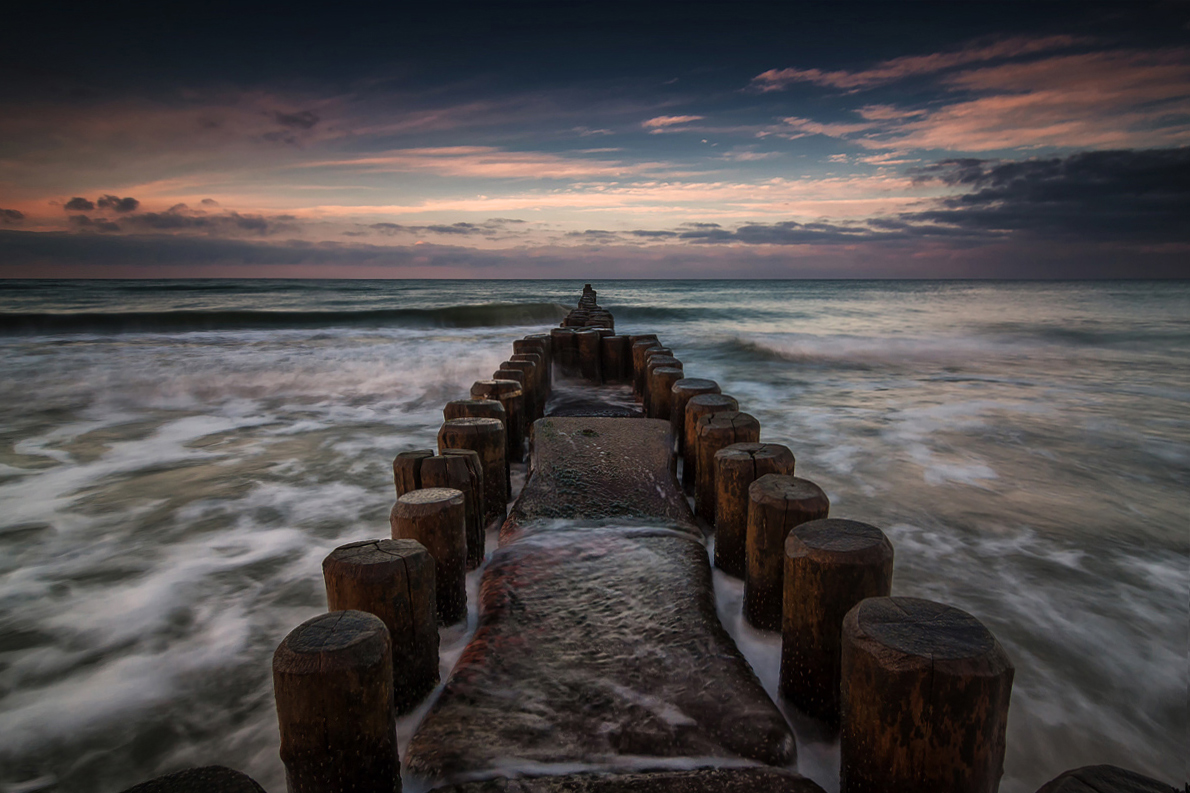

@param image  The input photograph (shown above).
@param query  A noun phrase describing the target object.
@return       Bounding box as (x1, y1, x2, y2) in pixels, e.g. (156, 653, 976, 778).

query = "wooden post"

(517, 336, 552, 392)
(391, 487, 467, 625)
(643, 354, 680, 413)
(694, 410, 760, 521)
(1033, 766, 1179, 793)
(501, 360, 538, 420)
(322, 539, 440, 713)
(781, 518, 893, 725)
(509, 353, 544, 417)
(670, 379, 720, 457)
(422, 451, 485, 570)
(470, 379, 524, 464)
(550, 327, 578, 377)
(438, 417, 507, 527)
(443, 397, 505, 427)
(647, 365, 685, 421)
(600, 335, 631, 382)
(632, 341, 662, 397)
(683, 394, 739, 491)
(713, 442, 796, 577)
(744, 474, 829, 630)
(272, 610, 399, 793)
(575, 328, 603, 383)
(393, 449, 434, 497)
(493, 368, 530, 431)
(841, 597, 1014, 793)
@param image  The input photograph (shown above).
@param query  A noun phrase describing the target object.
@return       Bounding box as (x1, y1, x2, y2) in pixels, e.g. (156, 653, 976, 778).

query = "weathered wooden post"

(438, 417, 507, 527)
(493, 368, 530, 431)
(273, 610, 399, 793)
(781, 519, 893, 725)
(443, 397, 506, 426)
(632, 341, 662, 397)
(683, 394, 739, 491)
(421, 451, 485, 570)
(517, 335, 552, 392)
(508, 354, 544, 417)
(323, 539, 440, 713)
(1033, 766, 1179, 793)
(391, 487, 467, 625)
(643, 355, 681, 415)
(551, 327, 578, 377)
(500, 361, 537, 421)
(744, 474, 829, 630)
(393, 449, 434, 497)
(574, 328, 603, 383)
(647, 366, 686, 421)
(841, 597, 1014, 793)
(714, 442, 796, 577)
(470, 379, 524, 464)
(694, 410, 760, 521)
(670, 378, 720, 456)
(600, 335, 631, 382)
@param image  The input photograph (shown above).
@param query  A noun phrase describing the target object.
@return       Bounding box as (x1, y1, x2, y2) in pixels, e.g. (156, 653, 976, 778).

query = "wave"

(0, 302, 569, 334)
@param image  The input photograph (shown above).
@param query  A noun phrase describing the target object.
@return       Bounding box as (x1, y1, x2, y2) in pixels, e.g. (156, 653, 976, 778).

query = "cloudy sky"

(0, 2, 1186, 277)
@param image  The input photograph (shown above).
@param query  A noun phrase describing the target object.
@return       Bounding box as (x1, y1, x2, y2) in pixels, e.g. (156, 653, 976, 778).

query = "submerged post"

(273, 610, 399, 793)
(781, 519, 893, 725)
(323, 539, 439, 713)
(841, 597, 1014, 793)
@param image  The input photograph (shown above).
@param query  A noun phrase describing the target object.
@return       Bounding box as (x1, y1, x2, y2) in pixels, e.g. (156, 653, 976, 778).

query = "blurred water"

(0, 279, 1185, 792)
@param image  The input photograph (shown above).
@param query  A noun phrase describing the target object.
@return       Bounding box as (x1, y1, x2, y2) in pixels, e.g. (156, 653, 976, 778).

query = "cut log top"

(1034, 765, 1179, 793)
(443, 416, 503, 432)
(324, 537, 427, 569)
(697, 410, 760, 435)
(398, 486, 464, 510)
(717, 441, 795, 469)
(750, 473, 828, 507)
(687, 393, 738, 413)
(471, 379, 522, 397)
(786, 518, 892, 560)
(673, 377, 719, 393)
(848, 596, 1003, 664)
(274, 610, 390, 672)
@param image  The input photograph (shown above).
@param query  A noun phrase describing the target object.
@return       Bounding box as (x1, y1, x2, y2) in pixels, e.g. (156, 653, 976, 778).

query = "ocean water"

(0, 279, 1185, 793)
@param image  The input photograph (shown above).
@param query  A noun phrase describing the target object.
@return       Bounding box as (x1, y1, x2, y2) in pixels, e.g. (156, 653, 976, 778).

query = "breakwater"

(117, 285, 1179, 793)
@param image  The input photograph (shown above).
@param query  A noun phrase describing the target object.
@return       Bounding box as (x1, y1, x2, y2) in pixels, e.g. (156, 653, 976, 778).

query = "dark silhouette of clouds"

(69, 215, 121, 232)
(64, 197, 95, 211)
(368, 219, 526, 237)
(274, 110, 320, 129)
(1, 209, 23, 223)
(200, 198, 220, 206)
(96, 194, 140, 212)
(122, 205, 295, 235)
(907, 147, 1190, 241)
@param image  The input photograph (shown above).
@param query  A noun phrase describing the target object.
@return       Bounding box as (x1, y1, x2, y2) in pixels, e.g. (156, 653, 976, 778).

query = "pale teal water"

(0, 280, 1185, 792)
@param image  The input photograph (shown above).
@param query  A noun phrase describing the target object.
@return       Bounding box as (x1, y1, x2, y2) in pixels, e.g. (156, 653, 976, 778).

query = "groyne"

(121, 285, 1178, 793)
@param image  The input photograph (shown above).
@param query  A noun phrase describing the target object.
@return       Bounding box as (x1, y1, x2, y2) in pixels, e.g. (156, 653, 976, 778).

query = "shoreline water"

(0, 280, 1185, 792)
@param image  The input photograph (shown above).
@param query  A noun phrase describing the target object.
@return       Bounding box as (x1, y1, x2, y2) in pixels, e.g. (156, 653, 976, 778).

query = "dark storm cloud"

(273, 110, 320, 129)
(1, 209, 24, 222)
(200, 198, 220, 206)
(628, 230, 678, 238)
(565, 230, 620, 241)
(121, 206, 296, 235)
(368, 219, 526, 237)
(96, 194, 140, 212)
(69, 215, 121, 232)
(907, 147, 1190, 241)
(64, 197, 95, 211)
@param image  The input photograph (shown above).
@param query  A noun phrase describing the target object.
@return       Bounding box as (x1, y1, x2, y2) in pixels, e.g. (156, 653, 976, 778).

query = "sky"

(0, 1, 1187, 278)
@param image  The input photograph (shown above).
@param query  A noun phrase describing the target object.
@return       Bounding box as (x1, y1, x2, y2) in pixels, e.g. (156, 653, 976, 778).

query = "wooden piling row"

(264, 284, 1025, 793)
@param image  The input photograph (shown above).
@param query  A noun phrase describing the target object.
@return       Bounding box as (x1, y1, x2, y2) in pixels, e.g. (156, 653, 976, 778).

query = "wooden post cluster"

(694, 410, 760, 521)
(273, 610, 400, 793)
(744, 473, 829, 630)
(391, 487, 468, 625)
(780, 518, 893, 725)
(269, 284, 1023, 793)
(323, 538, 440, 713)
(714, 442, 796, 577)
(841, 597, 1014, 793)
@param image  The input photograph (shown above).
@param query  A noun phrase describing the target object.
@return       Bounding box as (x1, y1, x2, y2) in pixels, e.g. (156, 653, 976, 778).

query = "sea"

(0, 279, 1185, 793)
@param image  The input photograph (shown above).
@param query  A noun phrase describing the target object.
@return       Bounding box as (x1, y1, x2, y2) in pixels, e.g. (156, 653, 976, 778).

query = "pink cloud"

(750, 34, 1085, 91)
(642, 115, 705, 131)
(298, 146, 655, 179)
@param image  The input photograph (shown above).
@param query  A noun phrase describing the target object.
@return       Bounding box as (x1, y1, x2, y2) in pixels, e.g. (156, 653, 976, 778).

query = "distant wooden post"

(632, 341, 662, 397)
(508, 354, 544, 418)
(683, 394, 739, 492)
(392, 487, 467, 625)
(694, 410, 760, 521)
(600, 335, 631, 382)
(781, 518, 893, 725)
(444, 397, 505, 425)
(841, 597, 1014, 793)
(438, 417, 507, 527)
(575, 328, 603, 383)
(550, 327, 578, 377)
(714, 442, 795, 577)
(323, 539, 439, 713)
(745, 474, 829, 630)
(273, 610, 399, 793)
